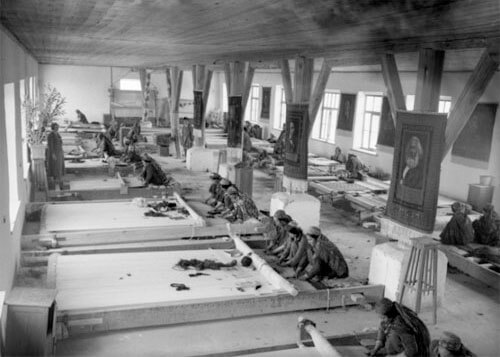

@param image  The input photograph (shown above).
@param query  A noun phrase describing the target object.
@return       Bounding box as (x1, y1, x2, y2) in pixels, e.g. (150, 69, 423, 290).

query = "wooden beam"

(309, 59, 332, 135)
(380, 53, 406, 126)
(223, 63, 231, 96)
(293, 57, 314, 103)
(242, 64, 255, 115)
(169, 66, 183, 158)
(230, 61, 246, 96)
(414, 49, 445, 112)
(279, 59, 293, 103)
(202, 70, 213, 118)
(58, 284, 385, 337)
(442, 49, 499, 159)
(193, 65, 205, 91)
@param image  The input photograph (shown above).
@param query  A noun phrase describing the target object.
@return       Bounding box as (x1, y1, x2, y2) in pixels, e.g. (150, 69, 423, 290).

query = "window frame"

(358, 93, 383, 152)
(311, 90, 341, 144)
(273, 85, 287, 130)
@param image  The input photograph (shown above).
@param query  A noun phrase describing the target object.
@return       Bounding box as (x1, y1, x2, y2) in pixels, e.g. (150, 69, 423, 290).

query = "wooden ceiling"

(1, 0, 499, 69)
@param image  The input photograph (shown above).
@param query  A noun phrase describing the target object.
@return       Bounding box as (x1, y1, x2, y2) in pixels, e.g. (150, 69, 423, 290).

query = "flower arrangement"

(23, 84, 66, 145)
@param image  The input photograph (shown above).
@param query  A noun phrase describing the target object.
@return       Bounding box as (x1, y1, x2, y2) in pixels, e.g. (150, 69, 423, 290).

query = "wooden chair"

(398, 237, 439, 324)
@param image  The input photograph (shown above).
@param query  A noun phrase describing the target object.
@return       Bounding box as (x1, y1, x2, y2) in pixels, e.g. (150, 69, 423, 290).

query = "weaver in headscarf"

(206, 173, 222, 206)
(300, 227, 348, 281)
(440, 202, 474, 246)
(431, 331, 476, 357)
(279, 226, 309, 277)
(265, 211, 292, 254)
(140, 154, 171, 186)
(369, 298, 430, 357)
(472, 204, 500, 246)
(222, 186, 259, 222)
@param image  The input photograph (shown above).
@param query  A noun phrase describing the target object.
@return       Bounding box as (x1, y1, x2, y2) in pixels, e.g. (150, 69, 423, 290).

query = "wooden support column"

(225, 61, 253, 163)
(414, 49, 445, 112)
(309, 59, 332, 135)
(138, 68, 151, 122)
(380, 53, 406, 125)
(166, 66, 183, 159)
(191, 65, 213, 147)
(442, 49, 499, 159)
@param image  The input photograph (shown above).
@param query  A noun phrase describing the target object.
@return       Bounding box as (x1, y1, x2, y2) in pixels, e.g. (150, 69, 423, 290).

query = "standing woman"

(47, 122, 65, 190)
(181, 117, 194, 160)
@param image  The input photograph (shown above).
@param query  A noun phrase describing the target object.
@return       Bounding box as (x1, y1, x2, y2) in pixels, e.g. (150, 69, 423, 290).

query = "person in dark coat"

(125, 121, 141, 154)
(431, 331, 476, 357)
(206, 173, 222, 206)
(181, 117, 194, 159)
(300, 226, 348, 280)
(472, 204, 500, 246)
(279, 226, 309, 277)
(140, 154, 171, 186)
(96, 132, 117, 159)
(76, 109, 88, 124)
(440, 202, 474, 246)
(369, 298, 430, 357)
(345, 153, 364, 180)
(265, 210, 292, 253)
(47, 122, 65, 189)
(331, 146, 347, 164)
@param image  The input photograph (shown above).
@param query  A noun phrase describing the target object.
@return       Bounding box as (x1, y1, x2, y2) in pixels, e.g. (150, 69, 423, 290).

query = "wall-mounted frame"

(260, 87, 271, 119)
(386, 111, 447, 232)
(227, 96, 243, 148)
(284, 103, 309, 180)
(337, 93, 356, 131)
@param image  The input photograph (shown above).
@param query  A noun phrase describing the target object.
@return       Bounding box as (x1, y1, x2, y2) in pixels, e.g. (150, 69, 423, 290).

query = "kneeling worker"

(300, 226, 349, 281)
(140, 154, 171, 187)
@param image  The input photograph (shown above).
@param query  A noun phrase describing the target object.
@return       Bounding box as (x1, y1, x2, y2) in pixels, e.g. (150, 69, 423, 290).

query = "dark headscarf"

(376, 298, 430, 356)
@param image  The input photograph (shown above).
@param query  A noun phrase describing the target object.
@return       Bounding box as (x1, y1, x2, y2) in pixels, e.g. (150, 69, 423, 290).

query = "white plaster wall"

(217, 67, 500, 208)
(0, 26, 38, 293)
(40, 65, 111, 123)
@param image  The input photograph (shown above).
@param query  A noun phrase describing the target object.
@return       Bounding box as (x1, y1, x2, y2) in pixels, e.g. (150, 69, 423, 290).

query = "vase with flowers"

(23, 84, 66, 159)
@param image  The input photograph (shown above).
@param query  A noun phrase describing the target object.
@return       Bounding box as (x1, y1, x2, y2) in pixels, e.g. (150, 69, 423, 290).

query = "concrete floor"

(19, 152, 500, 356)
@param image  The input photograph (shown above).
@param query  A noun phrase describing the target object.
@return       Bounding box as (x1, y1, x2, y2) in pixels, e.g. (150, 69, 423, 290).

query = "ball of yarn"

(241, 256, 253, 267)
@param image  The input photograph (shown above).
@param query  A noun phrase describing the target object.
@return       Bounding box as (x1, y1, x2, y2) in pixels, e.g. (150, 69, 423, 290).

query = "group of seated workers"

(440, 202, 500, 247)
(264, 210, 349, 282)
(205, 173, 259, 223)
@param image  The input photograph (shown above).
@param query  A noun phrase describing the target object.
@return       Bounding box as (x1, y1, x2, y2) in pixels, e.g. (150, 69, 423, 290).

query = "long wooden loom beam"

(380, 53, 406, 126)
(442, 48, 499, 160)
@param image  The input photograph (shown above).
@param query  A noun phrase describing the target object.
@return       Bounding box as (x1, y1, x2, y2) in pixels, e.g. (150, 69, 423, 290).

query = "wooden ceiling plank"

(442, 48, 500, 160)
(414, 48, 445, 112)
(380, 53, 406, 126)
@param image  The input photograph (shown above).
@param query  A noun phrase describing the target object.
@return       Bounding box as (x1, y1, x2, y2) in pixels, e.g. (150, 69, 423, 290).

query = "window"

(406, 95, 452, 115)
(438, 98, 452, 114)
(273, 85, 286, 130)
(4, 83, 20, 228)
(245, 84, 260, 123)
(357, 94, 383, 151)
(20, 79, 29, 178)
(119, 78, 141, 91)
(222, 83, 228, 112)
(311, 91, 340, 143)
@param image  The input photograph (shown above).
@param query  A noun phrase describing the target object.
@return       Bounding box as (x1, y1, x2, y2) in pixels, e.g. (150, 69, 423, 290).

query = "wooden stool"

(398, 237, 439, 324)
